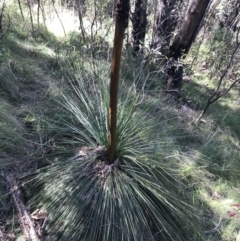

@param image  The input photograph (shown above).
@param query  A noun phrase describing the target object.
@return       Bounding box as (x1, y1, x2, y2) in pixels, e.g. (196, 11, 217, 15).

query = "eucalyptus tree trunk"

(108, 0, 130, 163)
(37, 0, 40, 27)
(76, 0, 86, 42)
(219, 0, 240, 32)
(27, 0, 34, 32)
(0, 0, 5, 34)
(132, 0, 147, 52)
(169, 0, 211, 59)
(151, 0, 179, 55)
(165, 0, 211, 92)
(17, 0, 24, 20)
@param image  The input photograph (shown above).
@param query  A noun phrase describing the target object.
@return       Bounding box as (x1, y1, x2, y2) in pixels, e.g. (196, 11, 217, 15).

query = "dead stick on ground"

(7, 175, 41, 241)
(202, 218, 225, 234)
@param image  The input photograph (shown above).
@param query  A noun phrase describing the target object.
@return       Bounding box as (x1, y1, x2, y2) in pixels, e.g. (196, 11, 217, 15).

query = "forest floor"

(1, 2, 240, 241)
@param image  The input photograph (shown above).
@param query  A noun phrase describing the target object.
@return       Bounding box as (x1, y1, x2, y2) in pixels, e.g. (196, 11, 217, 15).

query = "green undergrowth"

(0, 100, 26, 167)
(0, 2, 240, 241)
(179, 25, 240, 240)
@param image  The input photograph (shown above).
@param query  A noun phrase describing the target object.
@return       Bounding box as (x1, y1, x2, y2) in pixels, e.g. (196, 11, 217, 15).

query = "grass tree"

(25, 0, 203, 240)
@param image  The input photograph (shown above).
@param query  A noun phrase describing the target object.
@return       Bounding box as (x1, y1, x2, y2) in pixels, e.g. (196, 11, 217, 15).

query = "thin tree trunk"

(17, 0, 25, 20)
(37, 0, 40, 27)
(52, 0, 66, 37)
(91, 0, 97, 43)
(132, 0, 147, 53)
(40, 0, 47, 28)
(108, 0, 130, 163)
(76, 0, 86, 42)
(0, 0, 5, 34)
(27, 0, 34, 32)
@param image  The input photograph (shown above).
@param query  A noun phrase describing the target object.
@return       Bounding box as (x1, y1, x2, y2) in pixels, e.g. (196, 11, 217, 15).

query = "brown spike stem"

(108, 0, 130, 164)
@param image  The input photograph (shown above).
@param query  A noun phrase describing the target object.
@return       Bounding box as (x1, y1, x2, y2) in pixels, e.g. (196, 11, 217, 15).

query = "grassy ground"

(0, 2, 240, 241)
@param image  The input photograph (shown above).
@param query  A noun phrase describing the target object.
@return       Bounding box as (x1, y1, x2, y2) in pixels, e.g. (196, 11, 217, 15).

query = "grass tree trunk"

(132, 0, 147, 53)
(165, 0, 211, 92)
(108, 0, 130, 163)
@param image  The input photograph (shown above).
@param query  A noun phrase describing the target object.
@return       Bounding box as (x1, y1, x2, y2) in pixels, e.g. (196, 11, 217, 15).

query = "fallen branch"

(203, 218, 225, 234)
(7, 175, 41, 241)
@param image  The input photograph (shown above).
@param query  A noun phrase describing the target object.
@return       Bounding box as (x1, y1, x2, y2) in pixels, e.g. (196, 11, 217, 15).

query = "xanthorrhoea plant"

(25, 0, 202, 240)
(26, 68, 202, 240)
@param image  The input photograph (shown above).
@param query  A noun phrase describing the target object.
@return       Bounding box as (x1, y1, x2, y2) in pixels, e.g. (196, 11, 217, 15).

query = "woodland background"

(0, 0, 240, 240)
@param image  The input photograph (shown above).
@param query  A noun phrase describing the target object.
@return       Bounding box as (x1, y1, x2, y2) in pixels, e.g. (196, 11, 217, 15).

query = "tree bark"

(37, 0, 40, 27)
(17, 0, 25, 20)
(166, 0, 211, 92)
(219, 0, 240, 32)
(168, 0, 211, 59)
(76, 0, 86, 42)
(152, 0, 179, 55)
(7, 175, 41, 241)
(108, 0, 130, 163)
(27, 0, 34, 32)
(0, 0, 5, 34)
(131, 0, 147, 53)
